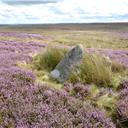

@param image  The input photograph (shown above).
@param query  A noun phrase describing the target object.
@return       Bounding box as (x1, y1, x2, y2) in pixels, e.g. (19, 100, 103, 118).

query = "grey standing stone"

(50, 44, 83, 82)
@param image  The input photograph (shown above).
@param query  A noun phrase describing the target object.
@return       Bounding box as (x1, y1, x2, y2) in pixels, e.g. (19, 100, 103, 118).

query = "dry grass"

(69, 53, 112, 86)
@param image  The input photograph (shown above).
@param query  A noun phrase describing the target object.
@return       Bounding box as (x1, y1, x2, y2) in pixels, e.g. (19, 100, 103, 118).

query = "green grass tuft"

(96, 93, 117, 117)
(69, 53, 112, 86)
(32, 47, 68, 71)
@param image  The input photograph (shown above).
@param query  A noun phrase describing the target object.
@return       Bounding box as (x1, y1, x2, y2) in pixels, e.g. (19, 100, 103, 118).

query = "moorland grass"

(31, 47, 126, 87)
(32, 47, 68, 71)
(2, 26, 128, 127)
(69, 54, 112, 86)
(16, 36, 128, 127)
(42, 30, 128, 49)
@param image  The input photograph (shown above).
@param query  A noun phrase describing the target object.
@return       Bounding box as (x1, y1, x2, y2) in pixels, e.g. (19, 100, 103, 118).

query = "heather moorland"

(0, 23, 128, 128)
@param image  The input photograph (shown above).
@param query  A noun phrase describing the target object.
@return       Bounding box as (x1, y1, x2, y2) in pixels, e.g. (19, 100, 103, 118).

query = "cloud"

(2, 0, 61, 5)
(0, 0, 128, 24)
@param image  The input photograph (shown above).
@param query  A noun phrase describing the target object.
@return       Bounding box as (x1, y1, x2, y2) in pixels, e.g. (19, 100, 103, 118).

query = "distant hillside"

(0, 23, 128, 31)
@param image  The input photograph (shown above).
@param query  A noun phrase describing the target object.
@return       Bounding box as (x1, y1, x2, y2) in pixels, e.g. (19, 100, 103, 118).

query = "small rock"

(50, 69, 60, 79)
(50, 44, 83, 82)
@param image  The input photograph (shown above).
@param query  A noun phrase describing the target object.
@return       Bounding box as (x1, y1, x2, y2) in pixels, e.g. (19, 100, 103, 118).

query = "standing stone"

(50, 44, 83, 82)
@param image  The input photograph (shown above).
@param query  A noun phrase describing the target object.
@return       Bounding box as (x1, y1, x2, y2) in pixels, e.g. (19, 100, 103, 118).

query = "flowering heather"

(0, 32, 128, 128)
(0, 68, 115, 127)
(0, 31, 116, 127)
(117, 80, 128, 126)
(87, 48, 128, 67)
(0, 40, 45, 54)
(0, 40, 46, 67)
(0, 32, 44, 40)
(64, 83, 90, 100)
(117, 97, 128, 120)
(113, 32, 128, 39)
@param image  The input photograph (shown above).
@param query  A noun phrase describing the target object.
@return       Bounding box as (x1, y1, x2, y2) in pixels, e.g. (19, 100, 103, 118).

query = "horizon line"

(0, 22, 128, 25)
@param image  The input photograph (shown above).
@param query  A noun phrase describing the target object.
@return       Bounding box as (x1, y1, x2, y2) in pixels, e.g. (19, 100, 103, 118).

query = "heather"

(0, 70, 116, 127)
(0, 32, 45, 43)
(0, 28, 128, 128)
(117, 80, 128, 123)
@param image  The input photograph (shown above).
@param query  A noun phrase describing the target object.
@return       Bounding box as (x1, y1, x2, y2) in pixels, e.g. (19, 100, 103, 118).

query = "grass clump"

(111, 61, 126, 73)
(30, 47, 126, 88)
(31, 47, 68, 89)
(33, 47, 113, 86)
(32, 47, 68, 71)
(17, 47, 68, 89)
(89, 84, 100, 98)
(69, 53, 112, 86)
(96, 93, 117, 116)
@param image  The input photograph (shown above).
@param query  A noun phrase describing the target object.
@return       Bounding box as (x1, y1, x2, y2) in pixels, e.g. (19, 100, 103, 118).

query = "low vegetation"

(1, 27, 128, 127)
(32, 47, 68, 71)
(69, 54, 112, 86)
(26, 47, 128, 127)
(31, 47, 126, 88)
(42, 30, 128, 49)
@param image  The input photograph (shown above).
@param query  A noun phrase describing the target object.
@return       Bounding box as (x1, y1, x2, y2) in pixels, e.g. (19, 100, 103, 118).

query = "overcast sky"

(0, 0, 128, 24)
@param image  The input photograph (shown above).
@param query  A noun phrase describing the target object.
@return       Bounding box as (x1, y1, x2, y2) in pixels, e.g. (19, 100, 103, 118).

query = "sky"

(0, 0, 128, 24)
